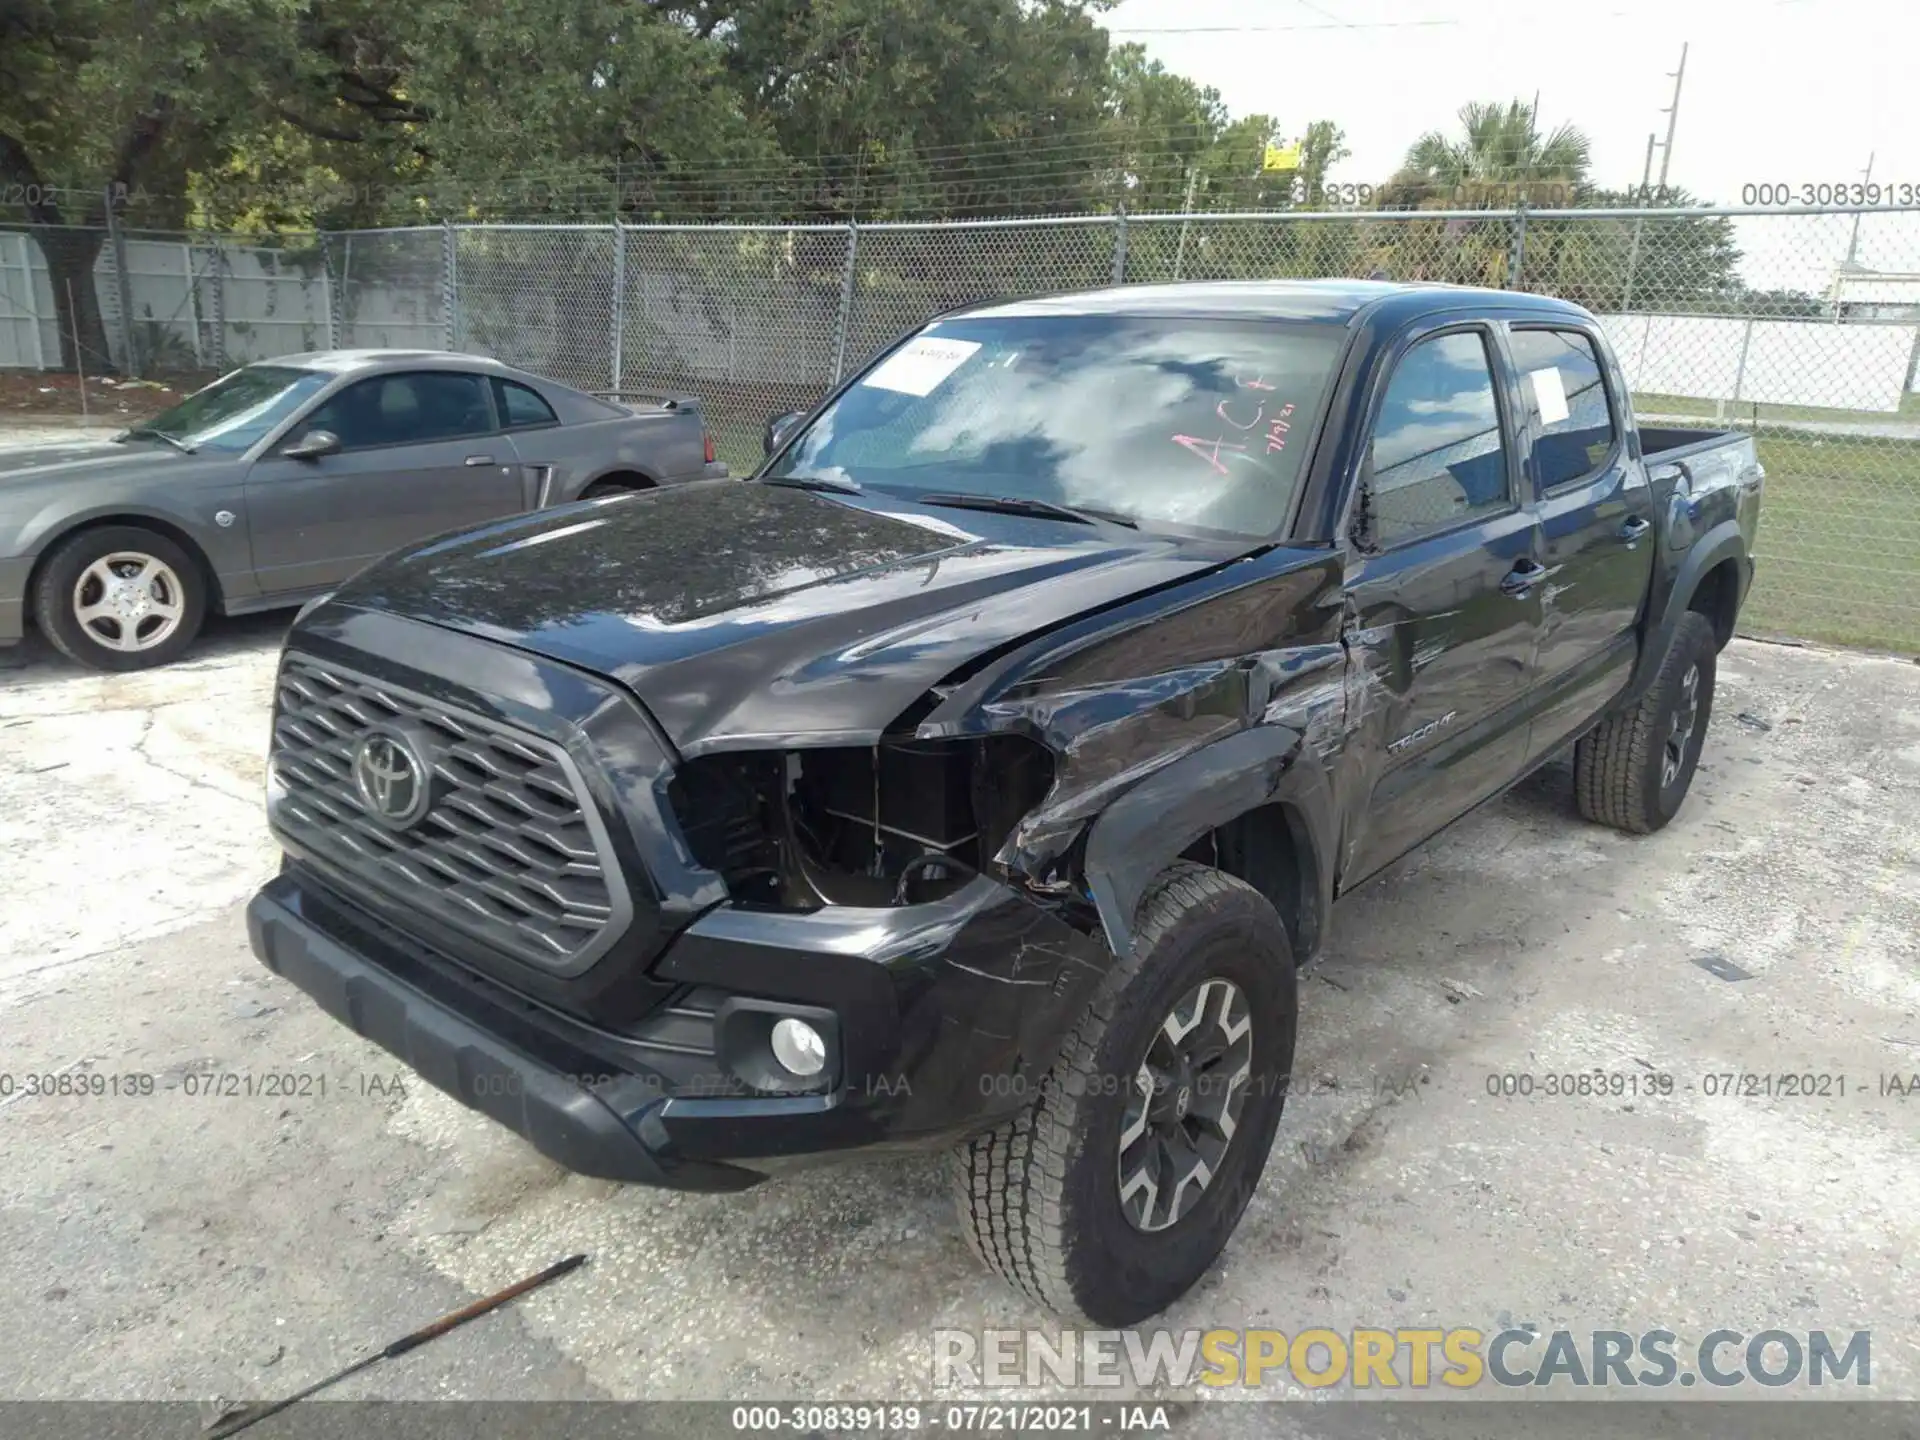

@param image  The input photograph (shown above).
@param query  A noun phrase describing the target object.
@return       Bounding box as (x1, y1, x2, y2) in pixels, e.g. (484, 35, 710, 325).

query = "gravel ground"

(1, 608, 1917, 1427)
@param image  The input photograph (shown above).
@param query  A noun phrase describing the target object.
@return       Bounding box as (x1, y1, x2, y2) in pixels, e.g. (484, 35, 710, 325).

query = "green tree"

(1387, 98, 1593, 210)
(0, 0, 273, 368)
(1523, 188, 1742, 313)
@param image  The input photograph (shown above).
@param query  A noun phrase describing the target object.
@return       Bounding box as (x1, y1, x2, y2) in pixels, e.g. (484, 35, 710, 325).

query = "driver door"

(243, 370, 524, 595)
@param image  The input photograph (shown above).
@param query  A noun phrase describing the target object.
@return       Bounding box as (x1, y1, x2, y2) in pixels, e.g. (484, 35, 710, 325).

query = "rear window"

(495, 378, 559, 429)
(766, 315, 1346, 537)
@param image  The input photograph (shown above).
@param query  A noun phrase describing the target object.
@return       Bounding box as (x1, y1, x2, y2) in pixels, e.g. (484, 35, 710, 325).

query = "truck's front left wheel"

(952, 863, 1298, 1326)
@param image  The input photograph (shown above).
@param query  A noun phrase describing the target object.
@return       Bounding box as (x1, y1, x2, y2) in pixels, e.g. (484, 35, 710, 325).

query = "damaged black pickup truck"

(249, 280, 1763, 1325)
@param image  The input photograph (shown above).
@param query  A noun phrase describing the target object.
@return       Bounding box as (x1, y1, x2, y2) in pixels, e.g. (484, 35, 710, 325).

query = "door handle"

(464, 454, 496, 467)
(1500, 559, 1548, 597)
(1619, 516, 1652, 543)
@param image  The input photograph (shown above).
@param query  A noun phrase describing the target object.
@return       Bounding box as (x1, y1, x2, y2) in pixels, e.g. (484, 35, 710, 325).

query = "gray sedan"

(0, 351, 727, 670)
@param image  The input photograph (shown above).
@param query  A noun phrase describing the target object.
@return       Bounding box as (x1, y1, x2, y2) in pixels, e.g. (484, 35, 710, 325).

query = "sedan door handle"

(464, 454, 496, 467)
(1619, 516, 1652, 543)
(1500, 559, 1549, 597)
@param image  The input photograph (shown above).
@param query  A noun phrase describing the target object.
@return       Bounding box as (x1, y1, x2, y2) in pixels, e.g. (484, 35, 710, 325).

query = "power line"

(1109, 19, 1457, 32)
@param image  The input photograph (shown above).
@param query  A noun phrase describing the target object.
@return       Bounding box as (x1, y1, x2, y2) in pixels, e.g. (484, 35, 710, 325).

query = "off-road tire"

(951, 863, 1299, 1326)
(1574, 610, 1718, 834)
(32, 525, 207, 672)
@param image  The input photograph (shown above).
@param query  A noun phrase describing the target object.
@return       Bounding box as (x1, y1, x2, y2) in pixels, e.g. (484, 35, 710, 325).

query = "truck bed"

(1639, 425, 1751, 465)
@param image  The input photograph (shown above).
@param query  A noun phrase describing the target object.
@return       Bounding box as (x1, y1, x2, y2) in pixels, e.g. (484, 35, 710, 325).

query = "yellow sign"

(1263, 141, 1303, 172)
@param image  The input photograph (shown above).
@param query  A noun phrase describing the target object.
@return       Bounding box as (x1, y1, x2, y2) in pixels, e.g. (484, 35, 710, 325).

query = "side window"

(1365, 331, 1510, 546)
(494, 378, 559, 429)
(299, 372, 492, 450)
(1509, 328, 1616, 489)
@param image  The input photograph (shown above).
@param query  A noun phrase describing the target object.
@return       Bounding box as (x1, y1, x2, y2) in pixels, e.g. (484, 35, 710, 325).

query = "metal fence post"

(441, 220, 458, 351)
(1732, 316, 1755, 408)
(610, 219, 626, 393)
(319, 233, 340, 350)
(1507, 202, 1528, 290)
(1112, 207, 1129, 286)
(205, 239, 228, 371)
(831, 221, 859, 383)
(105, 188, 139, 376)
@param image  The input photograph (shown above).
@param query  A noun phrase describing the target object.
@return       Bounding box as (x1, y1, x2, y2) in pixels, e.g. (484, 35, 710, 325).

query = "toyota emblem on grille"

(351, 727, 433, 830)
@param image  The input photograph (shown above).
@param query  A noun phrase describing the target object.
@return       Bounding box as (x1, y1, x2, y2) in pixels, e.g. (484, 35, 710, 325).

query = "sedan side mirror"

(763, 411, 804, 457)
(282, 429, 341, 460)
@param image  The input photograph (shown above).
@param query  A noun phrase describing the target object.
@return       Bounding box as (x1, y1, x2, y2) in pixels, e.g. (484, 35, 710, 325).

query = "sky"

(1101, 0, 1920, 287)
(1103, 0, 1916, 203)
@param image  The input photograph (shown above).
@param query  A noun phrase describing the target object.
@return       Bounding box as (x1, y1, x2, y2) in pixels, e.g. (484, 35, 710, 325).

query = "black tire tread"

(1574, 610, 1715, 834)
(949, 862, 1263, 1320)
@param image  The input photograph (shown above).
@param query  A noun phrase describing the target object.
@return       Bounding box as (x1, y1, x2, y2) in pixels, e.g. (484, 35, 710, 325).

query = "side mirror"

(763, 411, 804, 457)
(282, 429, 341, 461)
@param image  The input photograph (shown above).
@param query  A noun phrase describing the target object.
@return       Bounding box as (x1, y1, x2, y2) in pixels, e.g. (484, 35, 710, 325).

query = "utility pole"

(1174, 167, 1200, 281)
(1620, 133, 1658, 311)
(1621, 43, 1687, 314)
(1845, 151, 1874, 266)
(1655, 42, 1688, 195)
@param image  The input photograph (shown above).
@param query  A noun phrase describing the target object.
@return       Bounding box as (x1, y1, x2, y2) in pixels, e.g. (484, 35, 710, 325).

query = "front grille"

(269, 655, 627, 974)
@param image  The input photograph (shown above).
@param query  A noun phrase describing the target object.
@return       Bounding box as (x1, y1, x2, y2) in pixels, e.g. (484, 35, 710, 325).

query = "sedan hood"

(330, 480, 1253, 754)
(0, 436, 185, 486)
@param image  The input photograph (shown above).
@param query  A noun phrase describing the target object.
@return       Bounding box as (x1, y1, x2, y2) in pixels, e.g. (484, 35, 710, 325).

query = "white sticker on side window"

(1529, 365, 1570, 425)
(860, 337, 982, 396)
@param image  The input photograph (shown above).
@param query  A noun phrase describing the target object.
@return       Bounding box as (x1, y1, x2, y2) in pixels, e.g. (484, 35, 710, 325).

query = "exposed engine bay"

(667, 734, 1056, 909)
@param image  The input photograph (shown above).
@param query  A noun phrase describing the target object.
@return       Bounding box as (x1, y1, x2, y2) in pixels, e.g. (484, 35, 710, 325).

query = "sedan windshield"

(765, 314, 1345, 536)
(120, 364, 332, 454)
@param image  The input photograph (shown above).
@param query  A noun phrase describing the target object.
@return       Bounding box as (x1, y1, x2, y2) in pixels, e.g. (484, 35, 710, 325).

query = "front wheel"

(1574, 609, 1718, 834)
(32, 526, 207, 671)
(951, 863, 1298, 1325)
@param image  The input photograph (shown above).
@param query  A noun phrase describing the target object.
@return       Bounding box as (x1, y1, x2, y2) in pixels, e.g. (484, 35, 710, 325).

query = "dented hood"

(331, 479, 1253, 755)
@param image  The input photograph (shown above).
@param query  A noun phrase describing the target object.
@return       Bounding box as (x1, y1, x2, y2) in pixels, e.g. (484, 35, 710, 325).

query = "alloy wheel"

(1116, 977, 1255, 1233)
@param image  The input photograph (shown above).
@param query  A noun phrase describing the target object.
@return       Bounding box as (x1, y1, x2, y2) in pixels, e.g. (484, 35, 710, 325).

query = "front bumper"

(249, 863, 1110, 1190)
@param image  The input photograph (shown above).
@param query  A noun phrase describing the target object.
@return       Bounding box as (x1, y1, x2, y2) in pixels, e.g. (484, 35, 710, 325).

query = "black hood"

(330, 480, 1253, 755)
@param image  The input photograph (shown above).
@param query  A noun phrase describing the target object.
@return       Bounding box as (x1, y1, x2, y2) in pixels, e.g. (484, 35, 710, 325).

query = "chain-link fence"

(4, 206, 1918, 653)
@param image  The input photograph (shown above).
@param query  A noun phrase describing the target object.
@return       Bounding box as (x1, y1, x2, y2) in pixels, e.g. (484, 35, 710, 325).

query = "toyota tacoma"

(248, 280, 1763, 1324)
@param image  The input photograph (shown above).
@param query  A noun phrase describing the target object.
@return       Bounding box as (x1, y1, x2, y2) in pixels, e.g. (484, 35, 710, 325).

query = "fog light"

(770, 1018, 827, 1077)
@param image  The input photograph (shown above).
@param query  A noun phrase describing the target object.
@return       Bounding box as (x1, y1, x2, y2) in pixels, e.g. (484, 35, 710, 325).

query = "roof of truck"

(956, 278, 1592, 326)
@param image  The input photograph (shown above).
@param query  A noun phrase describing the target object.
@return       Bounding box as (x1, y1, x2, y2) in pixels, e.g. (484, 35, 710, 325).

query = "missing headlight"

(668, 735, 1054, 910)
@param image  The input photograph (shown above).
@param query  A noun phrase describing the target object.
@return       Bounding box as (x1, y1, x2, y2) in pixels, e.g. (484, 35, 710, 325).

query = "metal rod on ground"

(204, 1253, 588, 1439)
(65, 279, 89, 425)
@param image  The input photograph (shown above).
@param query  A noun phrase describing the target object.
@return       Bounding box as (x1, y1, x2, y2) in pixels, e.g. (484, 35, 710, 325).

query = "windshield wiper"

(760, 472, 862, 495)
(118, 426, 195, 454)
(911, 491, 1138, 529)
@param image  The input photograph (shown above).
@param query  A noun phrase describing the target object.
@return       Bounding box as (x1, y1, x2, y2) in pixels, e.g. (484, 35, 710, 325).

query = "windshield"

(123, 365, 332, 454)
(765, 315, 1345, 536)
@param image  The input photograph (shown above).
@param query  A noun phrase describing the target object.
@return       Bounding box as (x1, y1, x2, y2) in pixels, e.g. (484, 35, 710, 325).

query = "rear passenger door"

(1505, 325, 1658, 762)
(1338, 323, 1547, 888)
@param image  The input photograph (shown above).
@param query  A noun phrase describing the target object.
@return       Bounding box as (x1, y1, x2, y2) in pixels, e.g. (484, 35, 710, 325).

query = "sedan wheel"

(32, 525, 208, 672)
(72, 552, 189, 654)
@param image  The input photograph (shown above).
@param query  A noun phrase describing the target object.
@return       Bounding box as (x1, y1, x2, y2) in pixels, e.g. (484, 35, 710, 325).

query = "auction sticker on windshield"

(862, 337, 983, 397)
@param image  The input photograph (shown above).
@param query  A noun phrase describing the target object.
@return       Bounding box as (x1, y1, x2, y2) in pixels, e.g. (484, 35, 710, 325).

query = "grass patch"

(1732, 429, 1920, 654)
(1638, 390, 1920, 427)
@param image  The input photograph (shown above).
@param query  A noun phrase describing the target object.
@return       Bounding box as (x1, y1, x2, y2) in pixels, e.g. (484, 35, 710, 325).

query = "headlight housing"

(666, 735, 1055, 910)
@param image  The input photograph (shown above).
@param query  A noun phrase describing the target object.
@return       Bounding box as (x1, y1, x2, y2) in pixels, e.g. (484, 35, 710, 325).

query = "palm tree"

(1364, 100, 1592, 288)
(1393, 100, 1592, 210)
